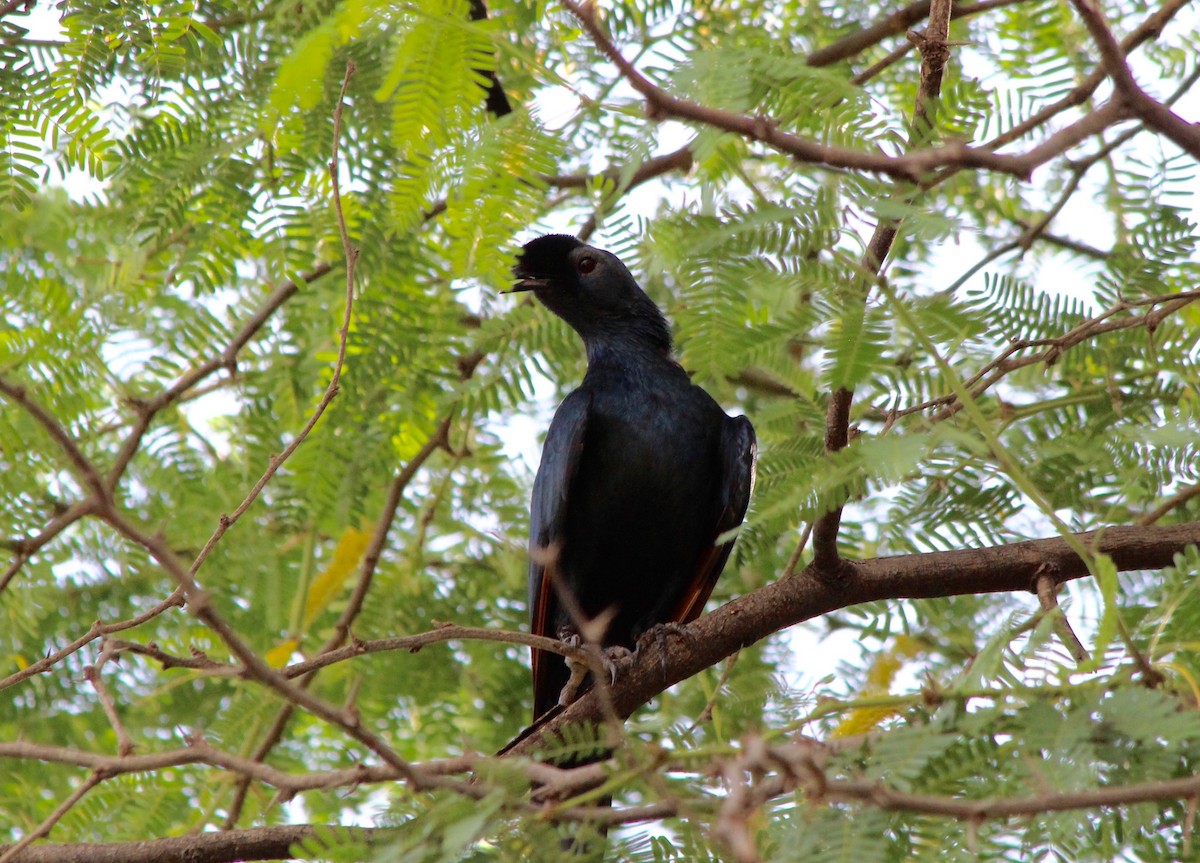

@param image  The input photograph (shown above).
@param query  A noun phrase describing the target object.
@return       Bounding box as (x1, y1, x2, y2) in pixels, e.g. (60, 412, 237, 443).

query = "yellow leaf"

(266, 638, 299, 668)
(14, 654, 29, 670)
(831, 705, 899, 738)
(303, 527, 370, 629)
(865, 652, 902, 689)
(831, 637, 922, 737)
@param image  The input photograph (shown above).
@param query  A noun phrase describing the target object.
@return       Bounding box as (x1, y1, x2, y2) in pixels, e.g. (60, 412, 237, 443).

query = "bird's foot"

(557, 636, 633, 706)
(558, 633, 588, 707)
(600, 645, 633, 685)
(636, 622, 693, 683)
(636, 621, 694, 653)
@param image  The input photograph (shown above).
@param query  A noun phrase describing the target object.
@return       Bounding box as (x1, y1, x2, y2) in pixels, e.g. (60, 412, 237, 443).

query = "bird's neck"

(580, 308, 673, 366)
(584, 334, 675, 371)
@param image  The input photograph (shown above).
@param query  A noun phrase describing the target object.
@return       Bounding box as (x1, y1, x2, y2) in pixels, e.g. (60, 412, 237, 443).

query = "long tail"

(498, 702, 612, 858)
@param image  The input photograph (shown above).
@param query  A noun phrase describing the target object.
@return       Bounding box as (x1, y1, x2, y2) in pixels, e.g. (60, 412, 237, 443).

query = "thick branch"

(0, 826, 386, 863)
(506, 521, 1200, 755)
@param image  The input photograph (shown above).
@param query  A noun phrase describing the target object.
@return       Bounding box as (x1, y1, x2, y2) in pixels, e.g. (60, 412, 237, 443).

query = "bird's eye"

(577, 256, 597, 274)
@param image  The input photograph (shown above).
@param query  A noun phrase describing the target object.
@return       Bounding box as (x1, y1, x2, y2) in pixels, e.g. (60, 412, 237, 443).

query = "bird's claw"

(557, 636, 632, 706)
(601, 645, 632, 684)
(636, 622, 693, 683)
(636, 621, 694, 652)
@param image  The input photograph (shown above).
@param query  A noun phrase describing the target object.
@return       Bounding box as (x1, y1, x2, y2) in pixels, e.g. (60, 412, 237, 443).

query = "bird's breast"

(576, 372, 721, 516)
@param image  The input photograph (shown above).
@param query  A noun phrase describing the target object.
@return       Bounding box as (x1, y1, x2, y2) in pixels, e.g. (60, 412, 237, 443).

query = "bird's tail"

(497, 713, 613, 859)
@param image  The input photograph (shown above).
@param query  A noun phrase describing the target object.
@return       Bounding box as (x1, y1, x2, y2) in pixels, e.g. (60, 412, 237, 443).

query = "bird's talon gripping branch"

(556, 631, 585, 706)
(636, 620, 694, 652)
(637, 622, 693, 684)
(558, 638, 632, 705)
(602, 644, 633, 684)
(559, 657, 589, 707)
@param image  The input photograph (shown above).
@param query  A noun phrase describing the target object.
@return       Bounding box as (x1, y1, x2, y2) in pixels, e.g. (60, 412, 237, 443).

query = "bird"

(511, 234, 757, 723)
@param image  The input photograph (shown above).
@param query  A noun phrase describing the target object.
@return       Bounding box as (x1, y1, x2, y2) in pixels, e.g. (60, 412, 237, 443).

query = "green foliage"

(2, 0, 1200, 860)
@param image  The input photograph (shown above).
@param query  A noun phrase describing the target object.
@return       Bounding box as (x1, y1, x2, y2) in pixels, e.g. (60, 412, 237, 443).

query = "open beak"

(506, 276, 550, 294)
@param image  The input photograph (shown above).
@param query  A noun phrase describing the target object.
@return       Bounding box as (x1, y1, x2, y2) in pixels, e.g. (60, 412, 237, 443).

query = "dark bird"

(468, 0, 512, 117)
(511, 234, 756, 722)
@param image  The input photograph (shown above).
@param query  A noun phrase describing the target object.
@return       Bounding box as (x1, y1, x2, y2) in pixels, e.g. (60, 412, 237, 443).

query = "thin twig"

(877, 289, 1200, 422)
(688, 651, 742, 731)
(1138, 482, 1200, 527)
(84, 642, 136, 756)
(1035, 574, 1090, 663)
(0, 0, 33, 20)
(185, 67, 359, 582)
(558, 0, 1074, 182)
(0, 380, 108, 501)
(782, 521, 815, 579)
(0, 772, 102, 863)
(325, 420, 450, 655)
(0, 500, 96, 595)
(0, 588, 186, 692)
(109, 622, 587, 679)
(939, 61, 1200, 299)
(851, 41, 916, 86)
(221, 418, 452, 827)
(806, 0, 1028, 68)
(105, 262, 334, 490)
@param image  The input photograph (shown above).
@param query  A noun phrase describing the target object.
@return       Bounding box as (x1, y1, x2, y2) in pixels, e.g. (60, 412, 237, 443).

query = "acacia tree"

(2, 0, 1200, 860)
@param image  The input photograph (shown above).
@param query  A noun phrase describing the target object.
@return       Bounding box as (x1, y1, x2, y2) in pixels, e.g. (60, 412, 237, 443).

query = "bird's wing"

(670, 414, 757, 624)
(529, 388, 591, 718)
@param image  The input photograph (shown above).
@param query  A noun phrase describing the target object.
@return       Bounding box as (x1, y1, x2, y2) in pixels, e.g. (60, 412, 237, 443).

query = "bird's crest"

(515, 234, 583, 278)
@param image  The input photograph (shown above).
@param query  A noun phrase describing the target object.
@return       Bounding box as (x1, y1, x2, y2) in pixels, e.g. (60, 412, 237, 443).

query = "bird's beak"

(506, 276, 550, 294)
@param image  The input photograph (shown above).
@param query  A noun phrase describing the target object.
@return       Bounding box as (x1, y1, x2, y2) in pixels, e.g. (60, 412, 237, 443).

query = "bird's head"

(511, 234, 671, 356)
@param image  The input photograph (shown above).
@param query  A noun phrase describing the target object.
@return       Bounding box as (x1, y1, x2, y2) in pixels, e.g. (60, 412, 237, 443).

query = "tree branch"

(0, 500, 96, 595)
(0, 588, 185, 693)
(0, 773, 101, 863)
(105, 261, 334, 490)
(0, 826, 387, 863)
(558, 0, 1055, 181)
(812, 0, 954, 573)
(880, 288, 1200, 422)
(0, 0, 33, 20)
(1035, 574, 1091, 663)
(1067, 0, 1200, 159)
(108, 622, 586, 679)
(506, 521, 1200, 755)
(805, 0, 1027, 67)
(0, 380, 108, 503)
(1138, 481, 1200, 527)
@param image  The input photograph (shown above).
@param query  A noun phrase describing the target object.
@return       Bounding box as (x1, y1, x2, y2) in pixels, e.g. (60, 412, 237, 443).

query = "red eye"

(577, 256, 597, 274)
